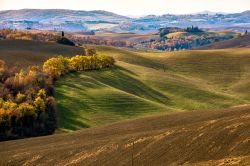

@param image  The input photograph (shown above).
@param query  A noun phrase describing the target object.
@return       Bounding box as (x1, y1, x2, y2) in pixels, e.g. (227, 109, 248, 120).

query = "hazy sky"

(0, 0, 249, 15)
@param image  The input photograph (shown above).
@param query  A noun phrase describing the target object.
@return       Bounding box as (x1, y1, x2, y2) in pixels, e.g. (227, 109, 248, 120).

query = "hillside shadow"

(114, 65, 138, 76)
(83, 68, 170, 105)
(58, 72, 105, 90)
(56, 92, 91, 131)
(55, 68, 170, 131)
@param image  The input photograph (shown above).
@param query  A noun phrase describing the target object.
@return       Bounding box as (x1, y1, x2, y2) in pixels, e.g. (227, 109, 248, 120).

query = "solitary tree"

(62, 31, 64, 37)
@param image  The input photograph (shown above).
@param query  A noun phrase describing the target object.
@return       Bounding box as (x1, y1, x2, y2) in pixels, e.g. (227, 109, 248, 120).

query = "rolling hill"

(55, 46, 250, 131)
(0, 40, 250, 165)
(0, 105, 249, 165)
(198, 35, 250, 49)
(0, 39, 83, 68)
(0, 9, 128, 32)
(93, 32, 160, 43)
(0, 40, 249, 132)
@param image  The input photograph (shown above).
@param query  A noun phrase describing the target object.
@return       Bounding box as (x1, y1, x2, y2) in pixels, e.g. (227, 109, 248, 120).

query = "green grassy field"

(55, 46, 250, 131)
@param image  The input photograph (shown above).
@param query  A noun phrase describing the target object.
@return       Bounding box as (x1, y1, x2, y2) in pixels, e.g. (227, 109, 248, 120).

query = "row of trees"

(43, 55, 115, 78)
(0, 53, 115, 141)
(185, 26, 203, 33)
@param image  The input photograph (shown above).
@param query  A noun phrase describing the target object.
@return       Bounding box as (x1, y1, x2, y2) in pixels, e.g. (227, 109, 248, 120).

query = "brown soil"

(0, 106, 249, 166)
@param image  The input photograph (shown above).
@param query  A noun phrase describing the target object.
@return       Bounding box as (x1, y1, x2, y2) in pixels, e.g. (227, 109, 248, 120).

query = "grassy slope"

(56, 46, 250, 131)
(0, 39, 83, 68)
(198, 35, 250, 49)
(91, 32, 160, 43)
(0, 106, 249, 165)
(166, 30, 237, 39)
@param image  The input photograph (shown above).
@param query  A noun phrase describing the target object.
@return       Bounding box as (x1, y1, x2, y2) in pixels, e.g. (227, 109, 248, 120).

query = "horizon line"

(0, 8, 249, 16)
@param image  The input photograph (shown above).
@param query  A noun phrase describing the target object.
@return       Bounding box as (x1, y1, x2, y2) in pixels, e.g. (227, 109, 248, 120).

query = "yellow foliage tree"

(37, 89, 46, 100)
(17, 103, 37, 119)
(34, 97, 46, 112)
(43, 56, 70, 77)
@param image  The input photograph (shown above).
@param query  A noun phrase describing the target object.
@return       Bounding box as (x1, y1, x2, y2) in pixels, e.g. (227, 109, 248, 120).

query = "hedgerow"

(43, 55, 115, 78)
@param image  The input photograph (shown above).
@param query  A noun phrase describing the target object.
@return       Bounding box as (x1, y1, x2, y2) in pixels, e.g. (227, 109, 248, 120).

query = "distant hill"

(136, 28, 237, 50)
(0, 105, 249, 165)
(0, 9, 127, 21)
(0, 9, 250, 33)
(0, 9, 129, 32)
(198, 35, 250, 49)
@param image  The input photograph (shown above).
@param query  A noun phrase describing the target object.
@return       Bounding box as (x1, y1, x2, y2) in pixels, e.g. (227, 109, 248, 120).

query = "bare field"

(0, 39, 83, 68)
(0, 106, 249, 165)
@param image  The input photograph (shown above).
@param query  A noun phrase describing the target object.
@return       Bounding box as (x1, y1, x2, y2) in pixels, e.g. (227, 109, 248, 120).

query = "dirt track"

(0, 106, 249, 165)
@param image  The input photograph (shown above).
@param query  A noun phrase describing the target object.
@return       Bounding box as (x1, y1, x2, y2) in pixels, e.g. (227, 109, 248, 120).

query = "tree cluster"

(0, 65, 56, 141)
(43, 55, 115, 78)
(185, 26, 203, 33)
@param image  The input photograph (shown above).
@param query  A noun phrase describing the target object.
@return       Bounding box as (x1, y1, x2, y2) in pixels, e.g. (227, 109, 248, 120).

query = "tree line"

(43, 54, 115, 78)
(0, 29, 132, 48)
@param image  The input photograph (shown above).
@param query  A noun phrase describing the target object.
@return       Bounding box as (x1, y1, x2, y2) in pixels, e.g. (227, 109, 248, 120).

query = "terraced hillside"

(56, 46, 250, 131)
(0, 39, 83, 68)
(0, 106, 249, 165)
